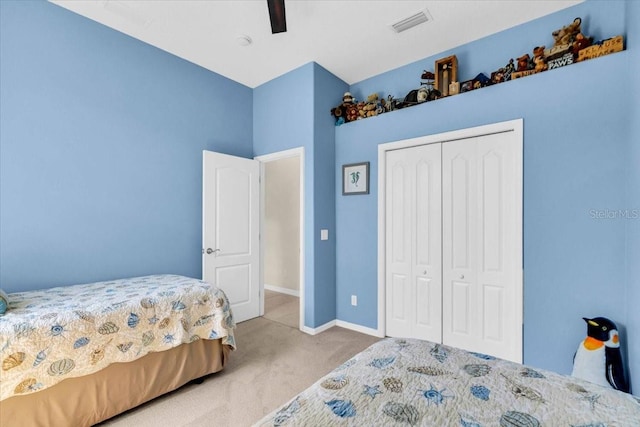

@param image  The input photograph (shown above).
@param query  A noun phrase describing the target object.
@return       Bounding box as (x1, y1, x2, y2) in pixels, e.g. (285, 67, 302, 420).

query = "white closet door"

(442, 132, 522, 362)
(386, 144, 442, 342)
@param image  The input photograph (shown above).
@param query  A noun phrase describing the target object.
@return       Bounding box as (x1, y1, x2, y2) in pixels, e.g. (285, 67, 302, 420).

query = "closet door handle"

(459, 274, 465, 280)
(205, 248, 221, 255)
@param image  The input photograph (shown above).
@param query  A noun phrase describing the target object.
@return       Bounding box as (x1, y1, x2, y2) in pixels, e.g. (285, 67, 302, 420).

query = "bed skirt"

(1, 338, 231, 427)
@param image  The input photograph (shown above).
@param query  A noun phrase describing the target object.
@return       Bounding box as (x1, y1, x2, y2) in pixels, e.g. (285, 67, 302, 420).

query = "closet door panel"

(386, 153, 413, 338)
(414, 147, 442, 341)
(475, 132, 522, 362)
(386, 144, 442, 342)
(442, 140, 478, 353)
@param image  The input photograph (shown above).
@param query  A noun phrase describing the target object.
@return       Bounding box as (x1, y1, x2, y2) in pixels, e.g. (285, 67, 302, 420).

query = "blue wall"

(625, 0, 640, 395)
(253, 63, 347, 328)
(312, 64, 345, 326)
(0, 0, 253, 291)
(335, 0, 633, 381)
(253, 63, 316, 327)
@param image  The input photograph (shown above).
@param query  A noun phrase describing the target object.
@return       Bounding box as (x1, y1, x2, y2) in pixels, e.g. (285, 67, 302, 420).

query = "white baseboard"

(301, 320, 336, 335)
(264, 284, 300, 298)
(336, 320, 384, 337)
(300, 319, 384, 338)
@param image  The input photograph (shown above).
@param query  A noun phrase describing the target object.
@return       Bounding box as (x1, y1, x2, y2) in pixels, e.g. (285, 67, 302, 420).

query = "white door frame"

(255, 147, 305, 331)
(377, 119, 523, 338)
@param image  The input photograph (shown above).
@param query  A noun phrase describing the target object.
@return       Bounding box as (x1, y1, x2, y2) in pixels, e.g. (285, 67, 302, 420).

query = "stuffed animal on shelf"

(417, 87, 429, 103)
(533, 46, 548, 72)
(363, 93, 379, 117)
(572, 33, 593, 59)
(330, 91, 357, 125)
(552, 17, 582, 49)
(356, 101, 367, 119)
(571, 317, 629, 393)
(516, 54, 532, 72)
(346, 104, 359, 122)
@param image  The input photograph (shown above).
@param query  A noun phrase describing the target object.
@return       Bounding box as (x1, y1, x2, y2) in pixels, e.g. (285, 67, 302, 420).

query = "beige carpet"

(263, 290, 299, 329)
(99, 316, 380, 427)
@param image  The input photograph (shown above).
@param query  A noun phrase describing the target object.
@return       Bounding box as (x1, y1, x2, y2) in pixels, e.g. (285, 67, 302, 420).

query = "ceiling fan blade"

(267, 0, 287, 34)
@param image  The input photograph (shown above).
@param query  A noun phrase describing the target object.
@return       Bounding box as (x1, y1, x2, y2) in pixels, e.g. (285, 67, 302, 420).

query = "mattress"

(256, 338, 640, 426)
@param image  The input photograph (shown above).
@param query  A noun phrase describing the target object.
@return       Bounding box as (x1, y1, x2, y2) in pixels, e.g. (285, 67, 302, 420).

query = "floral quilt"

(256, 338, 640, 426)
(0, 274, 235, 400)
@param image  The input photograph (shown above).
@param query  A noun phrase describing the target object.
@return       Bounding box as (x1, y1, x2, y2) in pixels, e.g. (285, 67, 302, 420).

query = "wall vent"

(390, 9, 432, 33)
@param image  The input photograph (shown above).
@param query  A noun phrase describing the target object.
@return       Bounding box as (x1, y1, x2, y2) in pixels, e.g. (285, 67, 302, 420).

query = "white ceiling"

(50, 0, 583, 88)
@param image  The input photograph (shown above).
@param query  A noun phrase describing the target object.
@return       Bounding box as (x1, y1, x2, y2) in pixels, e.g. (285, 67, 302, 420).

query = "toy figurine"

(571, 317, 629, 393)
(503, 58, 515, 80)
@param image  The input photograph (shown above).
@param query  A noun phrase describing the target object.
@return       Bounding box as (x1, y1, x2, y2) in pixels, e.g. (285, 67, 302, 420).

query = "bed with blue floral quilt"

(0, 274, 235, 426)
(256, 337, 640, 426)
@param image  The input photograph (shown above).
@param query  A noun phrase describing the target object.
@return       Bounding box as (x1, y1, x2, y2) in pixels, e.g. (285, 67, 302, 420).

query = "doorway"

(256, 148, 304, 330)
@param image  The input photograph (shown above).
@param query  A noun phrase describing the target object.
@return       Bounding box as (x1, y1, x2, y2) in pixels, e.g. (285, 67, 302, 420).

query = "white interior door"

(386, 144, 442, 342)
(203, 151, 260, 323)
(442, 132, 522, 362)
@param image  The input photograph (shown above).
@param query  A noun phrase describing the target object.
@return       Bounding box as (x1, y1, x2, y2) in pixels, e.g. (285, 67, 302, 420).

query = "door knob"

(460, 274, 465, 279)
(206, 248, 221, 255)
(423, 270, 428, 275)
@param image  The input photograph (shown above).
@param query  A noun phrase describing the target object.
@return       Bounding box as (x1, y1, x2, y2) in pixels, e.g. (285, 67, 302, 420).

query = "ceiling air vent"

(391, 9, 432, 33)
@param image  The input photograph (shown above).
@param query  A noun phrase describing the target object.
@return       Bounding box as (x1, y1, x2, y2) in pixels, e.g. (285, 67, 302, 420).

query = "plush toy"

(427, 89, 441, 101)
(346, 104, 359, 122)
(552, 17, 582, 49)
(363, 93, 379, 117)
(417, 87, 429, 103)
(330, 104, 347, 124)
(330, 91, 357, 125)
(572, 33, 593, 59)
(571, 317, 629, 393)
(533, 46, 548, 72)
(491, 69, 505, 84)
(516, 54, 531, 72)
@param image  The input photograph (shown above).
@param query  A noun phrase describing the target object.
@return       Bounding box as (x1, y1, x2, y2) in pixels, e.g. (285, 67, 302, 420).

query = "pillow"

(0, 289, 9, 315)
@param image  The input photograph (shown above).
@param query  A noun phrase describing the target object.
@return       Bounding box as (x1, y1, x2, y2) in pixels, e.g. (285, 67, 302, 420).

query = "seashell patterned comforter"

(256, 338, 640, 426)
(0, 275, 235, 401)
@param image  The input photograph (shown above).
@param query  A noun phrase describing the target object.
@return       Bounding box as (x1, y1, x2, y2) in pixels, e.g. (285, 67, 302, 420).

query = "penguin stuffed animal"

(571, 317, 629, 393)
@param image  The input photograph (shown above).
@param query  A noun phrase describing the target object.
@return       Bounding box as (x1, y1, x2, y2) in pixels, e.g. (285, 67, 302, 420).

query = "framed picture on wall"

(342, 162, 369, 195)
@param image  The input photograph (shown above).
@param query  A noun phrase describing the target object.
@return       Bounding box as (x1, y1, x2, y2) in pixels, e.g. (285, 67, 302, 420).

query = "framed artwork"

(342, 162, 370, 195)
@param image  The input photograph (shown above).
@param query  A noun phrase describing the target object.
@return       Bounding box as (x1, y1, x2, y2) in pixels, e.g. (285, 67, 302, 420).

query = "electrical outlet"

(351, 295, 357, 306)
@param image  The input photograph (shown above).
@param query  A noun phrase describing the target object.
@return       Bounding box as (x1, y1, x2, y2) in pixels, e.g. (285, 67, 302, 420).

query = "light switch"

(321, 229, 329, 240)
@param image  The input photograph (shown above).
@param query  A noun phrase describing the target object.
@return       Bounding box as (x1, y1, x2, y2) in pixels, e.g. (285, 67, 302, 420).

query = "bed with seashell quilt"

(255, 337, 640, 426)
(0, 274, 235, 427)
